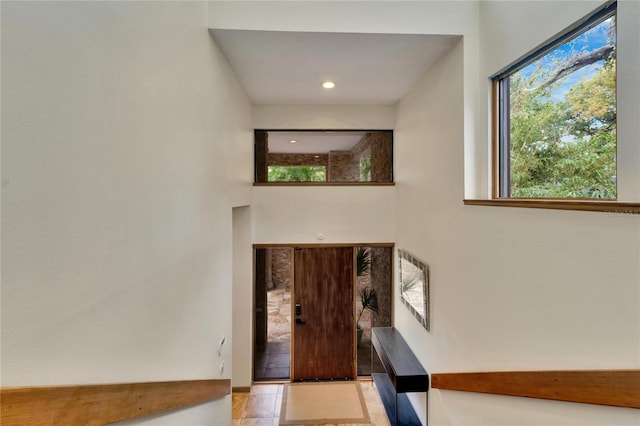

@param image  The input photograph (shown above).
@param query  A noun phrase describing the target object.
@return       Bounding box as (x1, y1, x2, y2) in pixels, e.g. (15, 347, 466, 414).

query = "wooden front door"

(292, 247, 355, 381)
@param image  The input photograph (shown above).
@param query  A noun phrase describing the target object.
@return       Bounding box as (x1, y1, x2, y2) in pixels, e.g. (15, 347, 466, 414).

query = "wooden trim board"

(431, 370, 640, 408)
(253, 182, 395, 187)
(253, 243, 394, 249)
(1, 379, 230, 425)
(491, 80, 500, 199)
(464, 199, 640, 214)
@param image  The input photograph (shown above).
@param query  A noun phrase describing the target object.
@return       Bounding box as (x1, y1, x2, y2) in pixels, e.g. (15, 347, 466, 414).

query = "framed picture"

(398, 249, 429, 331)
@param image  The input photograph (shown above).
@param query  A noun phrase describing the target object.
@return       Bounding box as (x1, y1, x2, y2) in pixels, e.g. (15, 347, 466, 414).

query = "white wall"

(209, 0, 482, 247)
(478, 0, 640, 200)
(206, 2, 639, 425)
(211, 0, 474, 418)
(253, 104, 397, 130)
(253, 186, 395, 244)
(232, 206, 253, 389)
(209, 1, 477, 36)
(210, 0, 482, 194)
(1, 2, 252, 424)
(253, 104, 398, 243)
(246, 103, 399, 382)
(395, 2, 640, 425)
(249, 103, 398, 381)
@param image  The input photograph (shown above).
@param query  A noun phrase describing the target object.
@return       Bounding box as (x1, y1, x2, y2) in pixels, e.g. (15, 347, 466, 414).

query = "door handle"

(295, 318, 306, 325)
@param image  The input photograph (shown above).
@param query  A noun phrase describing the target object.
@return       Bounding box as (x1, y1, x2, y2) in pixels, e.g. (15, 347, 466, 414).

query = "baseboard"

(232, 386, 251, 393)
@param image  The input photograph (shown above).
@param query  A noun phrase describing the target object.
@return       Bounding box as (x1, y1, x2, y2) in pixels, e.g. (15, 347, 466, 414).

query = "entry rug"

(279, 381, 370, 425)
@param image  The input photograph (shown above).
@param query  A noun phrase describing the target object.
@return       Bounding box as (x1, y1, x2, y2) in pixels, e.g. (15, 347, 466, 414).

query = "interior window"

(255, 130, 393, 184)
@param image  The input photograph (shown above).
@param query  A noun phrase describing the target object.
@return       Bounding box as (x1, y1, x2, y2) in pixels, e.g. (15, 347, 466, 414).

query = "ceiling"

(267, 131, 366, 154)
(211, 29, 460, 105)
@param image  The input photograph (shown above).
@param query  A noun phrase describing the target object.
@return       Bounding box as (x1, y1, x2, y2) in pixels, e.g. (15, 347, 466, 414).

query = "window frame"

(491, 1, 620, 202)
(254, 129, 395, 186)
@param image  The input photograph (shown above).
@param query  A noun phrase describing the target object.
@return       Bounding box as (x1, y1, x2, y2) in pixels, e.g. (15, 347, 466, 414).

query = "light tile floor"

(267, 288, 291, 343)
(255, 341, 291, 381)
(255, 288, 292, 381)
(232, 381, 391, 426)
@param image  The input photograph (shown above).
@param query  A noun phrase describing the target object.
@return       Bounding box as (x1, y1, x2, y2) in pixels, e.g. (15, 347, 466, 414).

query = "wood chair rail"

(431, 370, 640, 408)
(1, 379, 231, 425)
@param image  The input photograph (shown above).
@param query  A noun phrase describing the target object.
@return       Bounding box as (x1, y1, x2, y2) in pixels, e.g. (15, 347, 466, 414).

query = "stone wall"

(370, 132, 393, 182)
(352, 132, 393, 182)
(328, 151, 359, 181)
(371, 246, 392, 328)
(351, 133, 370, 158)
(271, 248, 291, 290)
(328, 132, 393, 182)
(255, 131, 269, 182)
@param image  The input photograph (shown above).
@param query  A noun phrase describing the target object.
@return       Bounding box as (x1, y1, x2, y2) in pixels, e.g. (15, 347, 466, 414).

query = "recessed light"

(289, 139, 297, 144)
(322, 81, 335, 89)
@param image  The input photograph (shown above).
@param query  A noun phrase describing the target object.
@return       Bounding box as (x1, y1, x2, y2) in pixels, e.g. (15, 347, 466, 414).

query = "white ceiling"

(211, 29, 460, 105)
(267, 131, 366, 154)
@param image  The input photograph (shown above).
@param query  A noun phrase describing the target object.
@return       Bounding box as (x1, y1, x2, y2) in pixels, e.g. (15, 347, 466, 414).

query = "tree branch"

(529, 45, 615, 91)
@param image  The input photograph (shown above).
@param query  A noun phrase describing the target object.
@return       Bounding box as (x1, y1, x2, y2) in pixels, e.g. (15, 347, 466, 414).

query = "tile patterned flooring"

(232, 382, 391, 426)
(255, 288, 292, 381)
(267, 289, 292, 343)
(255, 341, 291, 381)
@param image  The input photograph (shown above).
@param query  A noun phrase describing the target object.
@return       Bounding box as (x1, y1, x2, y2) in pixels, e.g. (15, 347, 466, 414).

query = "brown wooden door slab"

(293, 247, 355, 381)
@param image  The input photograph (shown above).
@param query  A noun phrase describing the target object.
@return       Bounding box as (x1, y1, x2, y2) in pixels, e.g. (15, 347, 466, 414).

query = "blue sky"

(517, 17, 615, 101)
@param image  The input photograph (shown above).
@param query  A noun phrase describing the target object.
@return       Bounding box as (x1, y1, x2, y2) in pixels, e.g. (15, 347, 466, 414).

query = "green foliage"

(360, 156, 372, 182)
(356, 247, 376, 328)
(356, 247, 371, 277)
(357, 287, 379, 325)
(508, 21, 616, 199)
(267, 166, 326, 182)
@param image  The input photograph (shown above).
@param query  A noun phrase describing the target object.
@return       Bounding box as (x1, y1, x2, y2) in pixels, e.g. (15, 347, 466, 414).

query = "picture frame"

(398, 249, 429, 331)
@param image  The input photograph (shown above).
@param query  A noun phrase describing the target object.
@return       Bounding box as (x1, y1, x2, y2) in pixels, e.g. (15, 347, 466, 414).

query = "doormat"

(279, 381, 370, 425)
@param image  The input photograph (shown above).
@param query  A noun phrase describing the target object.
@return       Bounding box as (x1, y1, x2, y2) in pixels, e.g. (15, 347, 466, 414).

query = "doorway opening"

(253, 244, 392, 382)
(254, 248, 292, 381)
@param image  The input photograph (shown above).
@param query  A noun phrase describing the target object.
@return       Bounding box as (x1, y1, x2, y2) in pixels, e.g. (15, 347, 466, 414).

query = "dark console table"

(372, 327, 429, 426)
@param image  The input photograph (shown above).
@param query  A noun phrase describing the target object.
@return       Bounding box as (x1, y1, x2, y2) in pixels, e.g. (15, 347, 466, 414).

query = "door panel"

(293, 247, 355, 380)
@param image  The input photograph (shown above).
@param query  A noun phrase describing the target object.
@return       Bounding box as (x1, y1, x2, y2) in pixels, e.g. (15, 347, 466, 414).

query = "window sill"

(253, 182, 395, 187)
(463, 199, 640, 214)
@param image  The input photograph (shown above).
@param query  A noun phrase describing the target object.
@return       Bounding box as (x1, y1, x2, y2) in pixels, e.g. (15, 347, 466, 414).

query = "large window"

(493, 2, 617, 199)
(255, 130, 393, 184)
